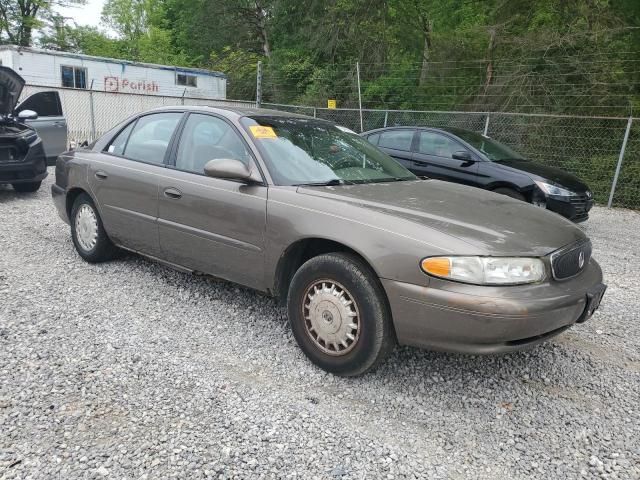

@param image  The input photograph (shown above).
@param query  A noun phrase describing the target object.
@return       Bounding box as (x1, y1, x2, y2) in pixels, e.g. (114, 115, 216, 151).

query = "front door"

(89, 111, 183, 256)
(411, 130, 479, 186)
(17, 91, 68, 164)
(157, 113, 267, 291)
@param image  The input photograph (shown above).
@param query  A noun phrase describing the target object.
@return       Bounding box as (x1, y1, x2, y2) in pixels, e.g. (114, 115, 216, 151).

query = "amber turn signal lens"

(421, 257, 451, 277)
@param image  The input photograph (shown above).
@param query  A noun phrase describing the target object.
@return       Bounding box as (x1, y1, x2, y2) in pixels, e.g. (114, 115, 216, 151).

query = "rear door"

(16, 91, 67, 164)
(411, 130, 479, 186)
(157, 112, 267, 291)
(90, 111, 183, 256)
(372, 129, 415, 169)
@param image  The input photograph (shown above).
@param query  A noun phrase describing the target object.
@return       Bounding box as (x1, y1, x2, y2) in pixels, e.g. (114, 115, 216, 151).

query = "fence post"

(607, 116, 633, 208)
(356, 62, 364, 132)
(313, 107, 317, 118)
(88, 79, 97, 142)
(483, 113, 490, 136)
(256, 61, 263, 108)
(181, 88, 186, 105)
(384, 110, 388, 127)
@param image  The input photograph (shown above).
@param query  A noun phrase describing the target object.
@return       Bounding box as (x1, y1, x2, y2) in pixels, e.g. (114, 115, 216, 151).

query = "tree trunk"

(483, 28, 497, 95)
(418, 19, 431, 86)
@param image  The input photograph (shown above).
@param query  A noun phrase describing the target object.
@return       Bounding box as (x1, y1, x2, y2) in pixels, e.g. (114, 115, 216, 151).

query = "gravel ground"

(1, 169, 639, 480)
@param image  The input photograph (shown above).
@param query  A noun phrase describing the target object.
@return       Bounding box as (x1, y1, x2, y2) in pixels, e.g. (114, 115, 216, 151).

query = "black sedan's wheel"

(12, 181, 41, 193)
(287, 253, 395, 376)
(70, 193, 118, 263)
(493, 187, 526, 202)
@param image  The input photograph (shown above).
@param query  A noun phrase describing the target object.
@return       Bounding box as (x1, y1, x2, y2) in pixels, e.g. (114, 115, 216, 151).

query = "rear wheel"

(70, 193, 119, 263)
(12, 181, 41, 193)
(493, 187, 526, 202)
(287, 252, 395, 376)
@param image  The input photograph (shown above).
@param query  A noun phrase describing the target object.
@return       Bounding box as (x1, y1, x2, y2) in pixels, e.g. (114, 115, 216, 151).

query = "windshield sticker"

(336, 125, 357, 135)
(250, 125, 277, 139)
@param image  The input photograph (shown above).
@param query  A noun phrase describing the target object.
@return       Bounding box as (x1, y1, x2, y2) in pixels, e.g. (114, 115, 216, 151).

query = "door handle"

(163, 187, 182, 199)
(95, 171, 108, 180)
(53, 121, 66, 127)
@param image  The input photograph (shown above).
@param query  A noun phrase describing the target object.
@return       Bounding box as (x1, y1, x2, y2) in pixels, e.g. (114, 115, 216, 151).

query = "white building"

(0, 45, 227, 99)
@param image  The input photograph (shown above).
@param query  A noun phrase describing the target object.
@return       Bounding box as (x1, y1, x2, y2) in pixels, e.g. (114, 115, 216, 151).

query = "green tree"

(0, 0, 85, 46)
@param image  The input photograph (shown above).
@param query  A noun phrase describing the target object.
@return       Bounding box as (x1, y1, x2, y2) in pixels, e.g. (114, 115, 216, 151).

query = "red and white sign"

(104, 76, 159, 93)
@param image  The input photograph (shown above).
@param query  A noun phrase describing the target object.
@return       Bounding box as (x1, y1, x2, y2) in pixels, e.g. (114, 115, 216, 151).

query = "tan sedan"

(52, 106, 606, 376)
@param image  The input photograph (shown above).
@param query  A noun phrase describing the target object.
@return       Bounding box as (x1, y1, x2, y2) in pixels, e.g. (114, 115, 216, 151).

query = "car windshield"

(241, 116, 417, 186)
(452, 130, 525, 162)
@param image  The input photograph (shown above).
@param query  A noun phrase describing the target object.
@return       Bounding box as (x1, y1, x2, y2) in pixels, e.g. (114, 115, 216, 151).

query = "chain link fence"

(19, 84, 256, 147)
(264, 103, 638, 209)
(17, 84, 638, 210)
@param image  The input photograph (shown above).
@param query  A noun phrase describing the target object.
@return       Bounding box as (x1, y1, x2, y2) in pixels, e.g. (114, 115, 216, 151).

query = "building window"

(61, 65, 87, 89)
(176, 72, 197, 87)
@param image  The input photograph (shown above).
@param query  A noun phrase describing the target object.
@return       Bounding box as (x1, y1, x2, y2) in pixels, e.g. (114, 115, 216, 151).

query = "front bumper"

(546, 193, 594, 222)
(0, 140, 47, 184)
(382, 259, 604, 354)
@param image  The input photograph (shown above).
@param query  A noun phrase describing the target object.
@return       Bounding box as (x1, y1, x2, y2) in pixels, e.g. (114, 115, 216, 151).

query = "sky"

(55, 0, 107, 29)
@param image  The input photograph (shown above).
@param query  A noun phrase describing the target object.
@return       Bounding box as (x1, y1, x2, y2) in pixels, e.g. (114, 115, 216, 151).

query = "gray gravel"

(1, 169, 639, 479)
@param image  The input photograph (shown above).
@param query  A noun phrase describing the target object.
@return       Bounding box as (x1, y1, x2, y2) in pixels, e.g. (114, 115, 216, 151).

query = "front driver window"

(418, 131, 459, 159)
(175, 114, 252, 174)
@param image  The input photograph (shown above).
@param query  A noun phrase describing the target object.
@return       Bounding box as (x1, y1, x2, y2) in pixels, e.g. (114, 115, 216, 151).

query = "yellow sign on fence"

(327, 99, 337, 109)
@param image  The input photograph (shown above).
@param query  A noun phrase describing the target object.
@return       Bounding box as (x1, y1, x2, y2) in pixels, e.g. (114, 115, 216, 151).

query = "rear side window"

(367, 133, 380, 145)
(106, 122, 136, 156)
(378, 130, 413, 151)
(16, 92, 63, 117)
(120, 113, 182, 164)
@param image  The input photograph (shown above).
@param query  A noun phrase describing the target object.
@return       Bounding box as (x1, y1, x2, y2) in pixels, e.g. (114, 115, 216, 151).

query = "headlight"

(421, 256, 545, 285)
(534, 180, 574, 197)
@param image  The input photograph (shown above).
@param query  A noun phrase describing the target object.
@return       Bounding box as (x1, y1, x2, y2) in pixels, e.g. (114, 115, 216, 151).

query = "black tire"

(493, 187, 526, 202)
(70, 193, 119, 263)
(12, 181, 41, 193)
(287, 252, 396, 376)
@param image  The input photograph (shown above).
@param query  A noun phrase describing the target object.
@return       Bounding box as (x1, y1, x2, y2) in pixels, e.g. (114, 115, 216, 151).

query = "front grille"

(551, 240, 592, 280)
(568, 193, 593, 219)
(0, 145, 20, 163)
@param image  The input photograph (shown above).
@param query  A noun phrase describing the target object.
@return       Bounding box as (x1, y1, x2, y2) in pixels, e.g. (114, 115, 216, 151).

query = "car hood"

(298, 180, 586, 256)
(0, 66, 25, 116)
(493, 158, 588, 192)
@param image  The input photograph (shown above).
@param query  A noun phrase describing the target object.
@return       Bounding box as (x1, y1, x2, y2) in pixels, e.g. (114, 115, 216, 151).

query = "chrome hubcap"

(303, 280, 360, 356)
(75, 204, 98, 251)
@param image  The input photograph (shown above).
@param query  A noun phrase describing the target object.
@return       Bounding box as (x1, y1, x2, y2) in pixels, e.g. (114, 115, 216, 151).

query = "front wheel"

(493, 187, 526, 202)
(12, 181, 41, 193)
(287, 253, 395, 376)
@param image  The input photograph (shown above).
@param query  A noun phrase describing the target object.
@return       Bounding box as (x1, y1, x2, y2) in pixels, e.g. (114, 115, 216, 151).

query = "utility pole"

(256, 61, 263, 108)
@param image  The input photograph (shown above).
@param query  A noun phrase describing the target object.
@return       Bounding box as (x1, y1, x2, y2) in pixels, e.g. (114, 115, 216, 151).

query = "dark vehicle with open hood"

(0, 66, 67, 193)
(362, 126, 594, 222)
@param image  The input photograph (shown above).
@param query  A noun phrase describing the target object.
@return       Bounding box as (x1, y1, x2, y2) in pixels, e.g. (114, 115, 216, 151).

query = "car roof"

(143, 104, 316, 121)
(362, 126, 479, 137)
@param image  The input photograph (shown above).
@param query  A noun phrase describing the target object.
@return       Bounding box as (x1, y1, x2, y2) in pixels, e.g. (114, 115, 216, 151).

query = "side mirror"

(452, 150, 474, 162)
(17, 109, 38, 121)
(204, 158, 262, 184)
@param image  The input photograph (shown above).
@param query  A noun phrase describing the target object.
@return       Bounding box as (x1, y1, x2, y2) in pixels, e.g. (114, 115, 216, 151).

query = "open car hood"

(0, 66, 25, 116)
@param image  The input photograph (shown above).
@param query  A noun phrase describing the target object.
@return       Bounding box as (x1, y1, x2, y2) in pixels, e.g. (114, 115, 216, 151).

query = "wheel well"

(273, 238, 376, 304)
(489, 183, 532, 201)
(65, 187, 88, 218)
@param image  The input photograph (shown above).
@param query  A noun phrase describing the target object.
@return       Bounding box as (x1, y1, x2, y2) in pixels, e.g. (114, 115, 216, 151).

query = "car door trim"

(157, 217, 262, 252)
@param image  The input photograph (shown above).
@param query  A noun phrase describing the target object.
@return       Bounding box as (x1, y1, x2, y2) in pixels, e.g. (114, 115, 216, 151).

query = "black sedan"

(362, 126, 593, 222)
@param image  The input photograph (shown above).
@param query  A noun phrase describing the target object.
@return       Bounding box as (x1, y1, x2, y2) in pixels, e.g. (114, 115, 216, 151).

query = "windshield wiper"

(292, 179, 347, 186)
